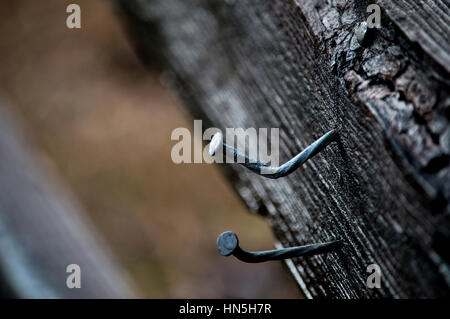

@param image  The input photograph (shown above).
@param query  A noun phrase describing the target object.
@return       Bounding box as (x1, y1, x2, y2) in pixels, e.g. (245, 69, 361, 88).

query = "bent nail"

(217, 231, 342, 263)
(209, 130, 337, 179)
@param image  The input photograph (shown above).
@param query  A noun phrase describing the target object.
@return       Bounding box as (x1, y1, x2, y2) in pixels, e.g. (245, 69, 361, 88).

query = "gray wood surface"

(0, 100, 134, 298)
(118, 0, 450, 298)
(378, 0, 450, 73)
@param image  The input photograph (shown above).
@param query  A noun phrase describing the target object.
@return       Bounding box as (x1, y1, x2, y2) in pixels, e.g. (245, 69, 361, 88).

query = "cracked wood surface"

(118, 0, 450, 298)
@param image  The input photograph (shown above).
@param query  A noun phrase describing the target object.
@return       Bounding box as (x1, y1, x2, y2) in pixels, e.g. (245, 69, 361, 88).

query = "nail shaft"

(211, 130, 337, 179)
(217, 231, 341, 263)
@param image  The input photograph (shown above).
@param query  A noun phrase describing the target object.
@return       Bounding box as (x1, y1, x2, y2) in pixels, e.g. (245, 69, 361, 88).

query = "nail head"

(217, 231, 239, 256)
(209, 132, 223, 156)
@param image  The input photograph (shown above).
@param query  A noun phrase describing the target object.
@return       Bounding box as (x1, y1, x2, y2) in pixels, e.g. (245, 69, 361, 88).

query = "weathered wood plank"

(377, 0, 450, 73)
(0, 99, 134, 298)
(118, 0, 450, 298)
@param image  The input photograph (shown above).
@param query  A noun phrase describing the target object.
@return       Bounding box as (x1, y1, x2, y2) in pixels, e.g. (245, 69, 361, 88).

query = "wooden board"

(118, 0, 450, 298)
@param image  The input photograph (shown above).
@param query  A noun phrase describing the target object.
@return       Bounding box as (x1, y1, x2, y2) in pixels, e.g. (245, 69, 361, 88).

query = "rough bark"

(0, 99, 134, 298)
(117, 0, 450, 298)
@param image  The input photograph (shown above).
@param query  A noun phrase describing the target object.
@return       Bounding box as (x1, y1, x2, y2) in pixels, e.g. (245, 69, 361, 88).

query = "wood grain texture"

(118, 0, 450, 298)
(0, 101, 134, 298)
(377, 0, 450, 73)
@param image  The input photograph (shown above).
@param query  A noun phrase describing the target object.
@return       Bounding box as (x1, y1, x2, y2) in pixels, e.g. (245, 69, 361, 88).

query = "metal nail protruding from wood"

(209, 129, 338, 179)
(217, 231, 342, 263)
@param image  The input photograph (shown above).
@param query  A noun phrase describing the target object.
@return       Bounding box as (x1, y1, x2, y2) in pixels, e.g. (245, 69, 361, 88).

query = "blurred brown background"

(0, 0, 299, 297)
